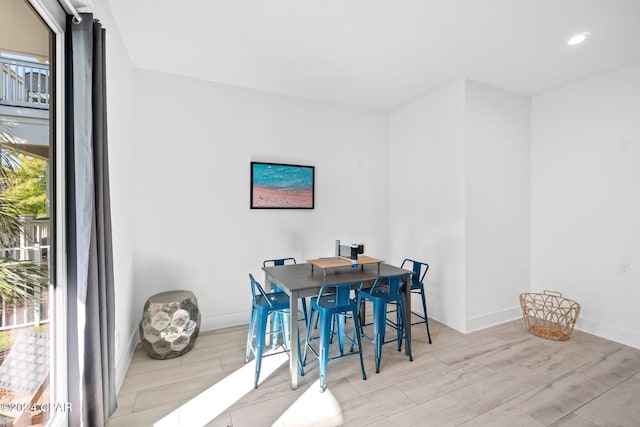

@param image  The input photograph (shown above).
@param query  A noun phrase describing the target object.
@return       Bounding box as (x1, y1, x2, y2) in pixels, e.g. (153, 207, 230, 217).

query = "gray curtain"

(65, 13, 117, 426)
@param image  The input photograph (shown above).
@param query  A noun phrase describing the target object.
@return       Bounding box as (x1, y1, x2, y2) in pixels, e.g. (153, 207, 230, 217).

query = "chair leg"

(396, 302, 403, 352)
(357, 296, 366, 336)
(318, 313, 332, 392)
(399, 300, 413, 362)
(374, 332, 383, 374)
(351, 298, 362, 353)
(373, 301, 386, 374)
(271, 311, 280, 350)
(281, 310, 290, 351)
(302, 308, 316, 373)
(351, 306, 367, 381)
(253, 311, 267, 389)
(420, 288, 432, 344)
(297, 320, 304, 376)
(329, 314, 340, 344)
(301, 298, 309, 326)
(337, 314, 346, 355)
(245, 308, 256, 363)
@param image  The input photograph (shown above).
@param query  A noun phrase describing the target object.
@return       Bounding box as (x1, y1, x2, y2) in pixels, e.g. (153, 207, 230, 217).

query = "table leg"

(264, 273, 274, 296)
(289, 289, 300, 389)
(359, 296, 367, 326)
(263, 272, 276, 347)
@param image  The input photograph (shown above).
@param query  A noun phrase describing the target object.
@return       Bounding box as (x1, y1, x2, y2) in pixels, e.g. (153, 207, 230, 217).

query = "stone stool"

(139, 290, 201, 359)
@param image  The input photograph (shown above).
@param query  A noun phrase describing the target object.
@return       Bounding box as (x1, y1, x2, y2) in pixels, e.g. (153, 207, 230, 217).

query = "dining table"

(262, 260, 414, 389)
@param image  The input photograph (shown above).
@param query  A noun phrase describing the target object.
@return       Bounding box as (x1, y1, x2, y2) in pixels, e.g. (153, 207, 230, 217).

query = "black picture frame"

(250, 161, 315, 209)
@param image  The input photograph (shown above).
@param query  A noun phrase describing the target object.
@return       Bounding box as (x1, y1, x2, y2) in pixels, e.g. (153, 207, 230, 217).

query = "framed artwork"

(250, 161, 315, 209)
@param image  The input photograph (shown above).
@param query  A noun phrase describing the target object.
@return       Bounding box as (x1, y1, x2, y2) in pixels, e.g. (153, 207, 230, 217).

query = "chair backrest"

(249, 273, 274, 308)
(315, 281, 363, 310)
(401, 259, 429, 286)
(263, 258, 297, 268)
(370, 273, 411, 298)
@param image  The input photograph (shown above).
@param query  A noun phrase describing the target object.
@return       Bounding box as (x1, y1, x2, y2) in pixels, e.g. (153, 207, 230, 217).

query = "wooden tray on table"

(307, 255, 384, 277)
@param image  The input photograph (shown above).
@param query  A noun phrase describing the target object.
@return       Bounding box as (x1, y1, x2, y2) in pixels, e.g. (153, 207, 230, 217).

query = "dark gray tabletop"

(262, 262, 411, 294)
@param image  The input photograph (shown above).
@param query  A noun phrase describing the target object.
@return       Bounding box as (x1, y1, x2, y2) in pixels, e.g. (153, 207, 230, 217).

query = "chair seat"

(255, 292, 290, 310)
(360, 285, 390, 299)
(409, 281, 422, 291)
(312, 293, 347, 310)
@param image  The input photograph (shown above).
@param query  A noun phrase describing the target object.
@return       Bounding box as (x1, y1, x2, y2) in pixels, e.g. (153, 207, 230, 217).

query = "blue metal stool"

(358, 273, 413, 373)
(401, 258, 432, 344)
(245, 274, 290, 388)
(263, 258, 309, 337)
(301, 281, 367, 392)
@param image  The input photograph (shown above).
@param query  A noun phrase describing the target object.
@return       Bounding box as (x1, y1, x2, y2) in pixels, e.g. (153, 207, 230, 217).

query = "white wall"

(91, 0, 138, 391)
(133, 69, 389, 331)
(532, 63, 640, 349)
(389, 79, 531, 333)
(388, 80, 467, 332)
(465, 81, 531, 331)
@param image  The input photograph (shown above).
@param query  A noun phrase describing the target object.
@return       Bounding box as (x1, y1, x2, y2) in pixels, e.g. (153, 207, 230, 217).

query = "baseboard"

(429, 314, 466, 334)
(575, 316, 640, 350)
(115, 327, 139, 393)
(465, 305, 522, 333)
(200, 311, 250, 332)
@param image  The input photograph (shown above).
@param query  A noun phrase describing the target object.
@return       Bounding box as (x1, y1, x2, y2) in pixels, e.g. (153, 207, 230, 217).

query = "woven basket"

(519, 290, 581, 341)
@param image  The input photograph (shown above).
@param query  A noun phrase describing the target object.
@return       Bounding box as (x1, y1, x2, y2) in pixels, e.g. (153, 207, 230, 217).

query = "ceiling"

(1, 0, 49, 60)
(105, 0, 640, 111)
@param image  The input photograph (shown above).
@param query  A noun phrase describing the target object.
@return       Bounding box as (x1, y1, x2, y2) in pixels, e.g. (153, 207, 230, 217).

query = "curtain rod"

(59, 0, 83, 23)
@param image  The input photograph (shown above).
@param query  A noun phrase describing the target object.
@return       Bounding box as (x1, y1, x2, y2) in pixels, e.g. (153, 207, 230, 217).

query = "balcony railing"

(0, 244, 50, 331)
(0, 218, 50, 331)
(0, 56, 50, 108)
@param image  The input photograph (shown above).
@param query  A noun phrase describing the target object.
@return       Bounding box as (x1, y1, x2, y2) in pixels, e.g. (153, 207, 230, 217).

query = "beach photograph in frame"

(251, 162, 315, 209)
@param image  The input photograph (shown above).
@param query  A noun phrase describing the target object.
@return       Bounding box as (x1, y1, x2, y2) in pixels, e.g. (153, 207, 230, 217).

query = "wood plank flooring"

(108, 318, 640, 426)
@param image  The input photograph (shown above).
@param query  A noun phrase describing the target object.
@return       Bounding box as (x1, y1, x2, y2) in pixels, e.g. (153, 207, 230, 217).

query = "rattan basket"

(519, 290, 581, 341)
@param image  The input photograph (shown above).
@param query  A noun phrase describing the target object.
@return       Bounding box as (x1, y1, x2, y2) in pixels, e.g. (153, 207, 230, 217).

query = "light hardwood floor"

(108, 318, 640, 426)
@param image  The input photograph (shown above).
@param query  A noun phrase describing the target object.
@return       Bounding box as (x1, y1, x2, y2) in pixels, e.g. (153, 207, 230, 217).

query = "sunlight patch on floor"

(271, 379, 344, 427)
(153, 348, 289, 427)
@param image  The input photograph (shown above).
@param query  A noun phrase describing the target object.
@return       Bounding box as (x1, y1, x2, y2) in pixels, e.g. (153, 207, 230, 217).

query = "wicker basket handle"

(543, 290, 562, 297)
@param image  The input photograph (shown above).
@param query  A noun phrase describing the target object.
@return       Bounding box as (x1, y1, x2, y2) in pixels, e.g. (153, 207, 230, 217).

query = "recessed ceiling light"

(568, 31, 591, 46)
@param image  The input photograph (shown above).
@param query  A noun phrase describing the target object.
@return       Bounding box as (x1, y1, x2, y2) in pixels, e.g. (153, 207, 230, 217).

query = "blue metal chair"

(263, 258, 309, 349)
(245, 273, 290, 388)
(301, 281, 367, 392)
(358, 273, 413, 373)
(401, 258, 432, 344)
(262, 257, 297, 278)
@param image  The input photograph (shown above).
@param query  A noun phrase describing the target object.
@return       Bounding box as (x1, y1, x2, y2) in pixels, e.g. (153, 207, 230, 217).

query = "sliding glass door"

(0, 0, 66, 425)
